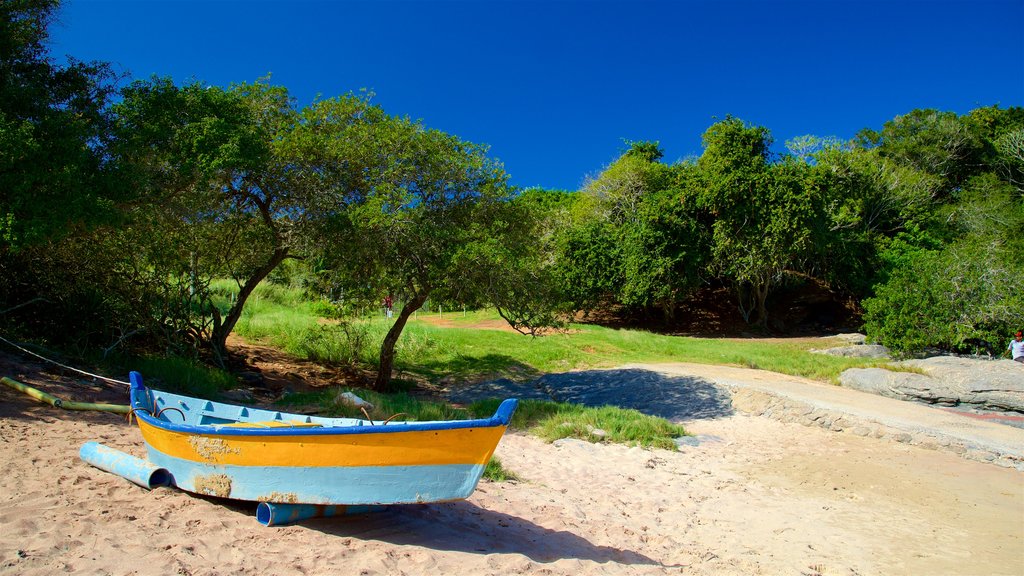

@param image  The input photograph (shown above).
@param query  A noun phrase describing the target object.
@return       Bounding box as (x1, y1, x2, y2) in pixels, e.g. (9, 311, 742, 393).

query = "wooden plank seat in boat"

(217, 420, 323, 429)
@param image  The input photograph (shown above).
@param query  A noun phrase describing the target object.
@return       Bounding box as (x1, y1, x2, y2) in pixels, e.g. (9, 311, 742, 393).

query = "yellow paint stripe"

(138, 421, 507, 467)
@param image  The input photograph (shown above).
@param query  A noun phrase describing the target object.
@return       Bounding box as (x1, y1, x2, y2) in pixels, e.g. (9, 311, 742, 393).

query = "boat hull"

(128, 372, 516, 505)
(136, 420, 503, 504)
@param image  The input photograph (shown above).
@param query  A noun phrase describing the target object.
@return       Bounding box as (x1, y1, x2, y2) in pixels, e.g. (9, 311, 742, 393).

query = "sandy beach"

(1, 358, 1022, 575)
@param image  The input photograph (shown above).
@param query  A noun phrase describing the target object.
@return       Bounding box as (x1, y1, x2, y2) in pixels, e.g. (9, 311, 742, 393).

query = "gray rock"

(840, 357, 1024, 413)
(236, 370, 264, 386)
(674, 434, 724, 449)
(221, 388, 254, 403)
(813, 344, 891, 358)
(833, 333, 868, 345)
(675, 436, 701, 448)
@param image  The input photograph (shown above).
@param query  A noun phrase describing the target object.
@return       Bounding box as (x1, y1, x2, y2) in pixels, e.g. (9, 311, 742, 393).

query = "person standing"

(1008, 331, 1024, 363)
(384, 295, 394, 319)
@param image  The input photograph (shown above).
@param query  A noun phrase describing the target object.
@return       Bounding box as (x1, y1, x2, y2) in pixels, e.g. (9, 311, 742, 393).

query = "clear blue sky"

(51, 0, 1024, 191)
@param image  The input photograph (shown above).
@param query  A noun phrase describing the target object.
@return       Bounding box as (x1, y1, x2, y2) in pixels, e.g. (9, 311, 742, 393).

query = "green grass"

(382, 315, 881, 384)
(275, 388, 687, 451)
(482, 456, 521, 482)
(223, 283, 881, 384)
(131, 355, 237, 399)
(468, 398, 686, 451)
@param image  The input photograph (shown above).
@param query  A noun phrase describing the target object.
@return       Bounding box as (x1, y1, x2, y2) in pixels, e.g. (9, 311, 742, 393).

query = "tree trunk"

(735, 279, 771, 328)
(209, 247, 290, 365)
(752, 281, 770, 328)
(373, 291, 430, 392)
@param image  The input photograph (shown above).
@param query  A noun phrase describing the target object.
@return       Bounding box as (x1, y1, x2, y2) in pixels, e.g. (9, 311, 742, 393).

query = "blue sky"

(51, 0, 1024, 191)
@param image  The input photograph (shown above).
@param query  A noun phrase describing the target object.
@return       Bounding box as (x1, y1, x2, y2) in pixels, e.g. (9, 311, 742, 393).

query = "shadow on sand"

(450, 368, 734, 423)
(294, 500, 676, 568)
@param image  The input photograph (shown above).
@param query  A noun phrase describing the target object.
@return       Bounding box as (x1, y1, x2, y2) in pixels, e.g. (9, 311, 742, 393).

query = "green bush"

(296, 324, 373, 367)
(309, 300, 346, 320)
(863, 243, 1023, 356)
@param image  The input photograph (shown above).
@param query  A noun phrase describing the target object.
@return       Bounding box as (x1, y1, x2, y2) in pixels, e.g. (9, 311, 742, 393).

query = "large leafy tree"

(0, 0, 123, 251)
(307, 103, 514, 390)
(616, 163, 707, 320)
(113, 80, 402, 362)
(693, 117, 823, 327)
(866, 109, 986, 200)
(472, 188, 577, 337)
(571, 142, 707, 321)
(0, 0, 138, 350)
(113, 78, 299, 362)
(811, 144, 941, 296)
(863, 174, 1024, 354)
(857, 107, 1024, 354)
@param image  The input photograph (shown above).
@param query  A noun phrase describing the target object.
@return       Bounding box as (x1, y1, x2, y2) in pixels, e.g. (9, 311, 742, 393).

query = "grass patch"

(482, 456, 521, 482)
(131, 355, 237, 399)
(368, 314, 880, 384)
(469, 398, 686, 451)
(218, 283, 880, 384)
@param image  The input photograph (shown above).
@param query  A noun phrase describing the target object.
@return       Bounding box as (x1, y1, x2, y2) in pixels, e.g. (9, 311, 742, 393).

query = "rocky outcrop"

(839, 356, 1024, 413)
(811, 333, 891, 358)
(729, 386, 1023, 470)
(815, 344, 891, 358)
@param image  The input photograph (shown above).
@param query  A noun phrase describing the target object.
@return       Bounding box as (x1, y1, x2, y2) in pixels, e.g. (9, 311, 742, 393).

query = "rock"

(335, 391, 373, 410)
(675, 436, 701, 448)
(833, 333, 868, 345)
(839, 357, 1024, 413)
(812, 344, 891, 358)
(221, 388, 254, 403)
(552, 438, 595, 450)
(235, 370, 263, 386)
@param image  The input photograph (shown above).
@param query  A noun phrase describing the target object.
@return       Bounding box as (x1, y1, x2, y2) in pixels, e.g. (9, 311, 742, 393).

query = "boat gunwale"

(129, 374, 517, 439)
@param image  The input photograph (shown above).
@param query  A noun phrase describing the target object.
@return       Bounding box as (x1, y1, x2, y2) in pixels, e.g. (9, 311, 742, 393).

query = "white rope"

(0, 333, 130, 387)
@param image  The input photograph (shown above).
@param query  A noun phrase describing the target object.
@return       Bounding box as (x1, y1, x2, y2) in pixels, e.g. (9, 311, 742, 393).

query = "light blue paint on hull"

(145, 448, 486, 505)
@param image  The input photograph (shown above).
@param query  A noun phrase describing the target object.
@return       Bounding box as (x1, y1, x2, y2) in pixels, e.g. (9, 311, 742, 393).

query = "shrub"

(863, 242, 1023, 356)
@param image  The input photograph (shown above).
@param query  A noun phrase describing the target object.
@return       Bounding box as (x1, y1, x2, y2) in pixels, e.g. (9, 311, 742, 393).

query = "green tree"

(873, 109, 986, 198)
(994, 127, 1024, 195)
(304, 102, 513, 390)
(574, 143, 707, 321)
(464, 191, 569, 336)
(0, 0, 124, 251)
(113, 78, 300, 362)
(616, 163, 707, 319)
(554, 218, 622, 315)
(0, 0, 142, 352)
(582, 141, 673, 226)
(693, 117, 822, 327)
(863, 170, 1024, 354)
(812, 145, 942, 296)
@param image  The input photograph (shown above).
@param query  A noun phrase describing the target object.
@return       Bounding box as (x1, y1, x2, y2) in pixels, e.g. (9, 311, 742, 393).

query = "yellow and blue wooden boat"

(127, 371, 517, 507)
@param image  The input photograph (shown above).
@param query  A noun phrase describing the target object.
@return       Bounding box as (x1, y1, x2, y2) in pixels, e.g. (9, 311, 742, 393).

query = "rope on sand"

(0, 333, 129, 387)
